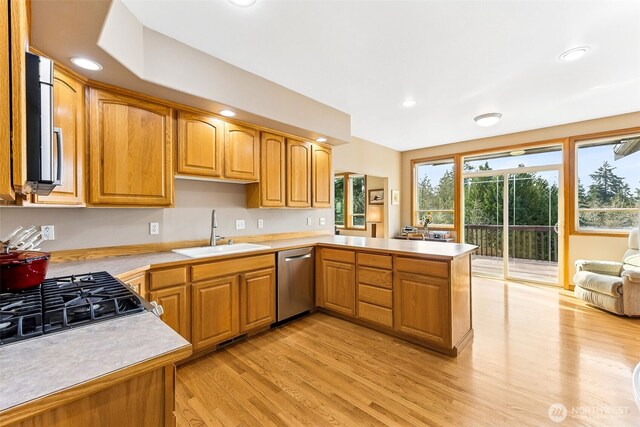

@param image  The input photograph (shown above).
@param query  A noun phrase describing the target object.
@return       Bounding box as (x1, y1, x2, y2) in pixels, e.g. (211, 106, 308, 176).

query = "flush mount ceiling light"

(70, 57, 102, 71)
(228, 0, 257, 7)
(402, 98, 417, 108)
(315, 137, 327, 143)
(559, 46, 590, 62)
(219, 109, 236, 117)
(510, 150, 526, 156)
(474, 112, 502, 127)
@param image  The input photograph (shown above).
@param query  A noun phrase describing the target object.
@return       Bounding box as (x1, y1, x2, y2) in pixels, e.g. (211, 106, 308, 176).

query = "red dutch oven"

(0, 251, 50, 292)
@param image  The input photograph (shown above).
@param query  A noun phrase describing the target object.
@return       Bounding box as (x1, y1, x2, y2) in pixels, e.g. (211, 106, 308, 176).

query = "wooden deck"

(472, 254, 558, 283)
(175, 277, 640, 426)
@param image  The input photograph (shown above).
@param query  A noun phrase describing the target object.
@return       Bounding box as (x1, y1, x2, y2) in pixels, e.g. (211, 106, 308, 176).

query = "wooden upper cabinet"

(33, 67, 85, 205)
(312, 144, 332, 208)
(286, 138, 312, 207)
(240, 268, 276, 332)
(88, 88, 173, 206)
(246, 132, 286, 208)
(177, 111, 224, 178)
(224, 123, 259, 181)
(0, 1, 12, 201)
(191, 275, 240, 351)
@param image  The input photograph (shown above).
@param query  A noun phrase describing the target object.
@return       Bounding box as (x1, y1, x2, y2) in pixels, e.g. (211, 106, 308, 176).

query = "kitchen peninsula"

(46, 234, 477, 357)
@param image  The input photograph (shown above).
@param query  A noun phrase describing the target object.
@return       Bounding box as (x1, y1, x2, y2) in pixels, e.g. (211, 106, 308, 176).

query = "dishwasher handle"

(284, 253, 312, 262)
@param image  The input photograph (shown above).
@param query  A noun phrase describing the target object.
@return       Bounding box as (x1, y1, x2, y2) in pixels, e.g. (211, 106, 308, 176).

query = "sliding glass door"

(463, 147, 563, 285)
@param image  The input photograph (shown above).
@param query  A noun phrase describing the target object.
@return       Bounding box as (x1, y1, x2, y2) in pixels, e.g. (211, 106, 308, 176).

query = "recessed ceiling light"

(315, 137, 327, 143)
(559, 46, 590, 62)
(474, 112, 502, 127)
(219, 109, 236, 117)
(402, 99, 417, 108)
(510, 150, 526, 156)
(70, 57, 102, 71)
(228, 0, 257, 7)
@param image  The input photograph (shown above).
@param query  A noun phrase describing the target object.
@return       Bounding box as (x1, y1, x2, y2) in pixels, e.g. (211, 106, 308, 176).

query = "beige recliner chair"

(573, 228, 640, 316)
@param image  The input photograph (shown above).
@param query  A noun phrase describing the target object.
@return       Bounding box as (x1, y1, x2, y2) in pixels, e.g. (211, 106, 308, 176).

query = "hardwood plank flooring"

(176, 277, 640, 426)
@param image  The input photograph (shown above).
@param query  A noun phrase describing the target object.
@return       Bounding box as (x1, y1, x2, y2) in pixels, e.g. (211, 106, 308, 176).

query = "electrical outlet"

(236, 219, 245, 230)
(319, 217, 326, 225)
(149, 222, 159, 235)
(257, 219, 264, 229)
(41, 225, 55, 241)
(307, 217, 312, 226)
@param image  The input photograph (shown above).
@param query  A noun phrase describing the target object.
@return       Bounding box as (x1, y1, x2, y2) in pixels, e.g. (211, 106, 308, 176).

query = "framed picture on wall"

(391, 189, 400, 206)
(368, 189, 384, 205)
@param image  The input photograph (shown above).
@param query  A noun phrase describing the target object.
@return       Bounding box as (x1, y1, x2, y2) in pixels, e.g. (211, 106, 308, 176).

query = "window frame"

(334, 172, 368, 231)
(412, 157, 456, 229)
(572, 134, 640, 235)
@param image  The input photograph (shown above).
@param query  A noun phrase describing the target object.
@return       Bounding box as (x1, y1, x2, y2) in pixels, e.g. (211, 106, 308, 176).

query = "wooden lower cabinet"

(394, 271, 450, 347)
(191, 275, 239, 351)
(321, 260, 356, 316)
(241, 268, 276, 332)
(150, 285, 191, 342)
(6, 366, 177, 427)
(119, 272, 147, 299)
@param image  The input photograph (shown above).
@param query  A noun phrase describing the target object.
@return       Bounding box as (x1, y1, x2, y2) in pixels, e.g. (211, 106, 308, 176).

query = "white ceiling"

(121, 0, 640, 151)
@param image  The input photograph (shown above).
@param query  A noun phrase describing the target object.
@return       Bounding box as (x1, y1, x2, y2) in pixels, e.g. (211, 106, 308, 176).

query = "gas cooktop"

(0, 272, 146, 346)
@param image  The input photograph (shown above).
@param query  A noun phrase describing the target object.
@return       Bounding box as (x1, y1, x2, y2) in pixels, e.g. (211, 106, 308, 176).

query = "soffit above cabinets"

(121, 0, 640, 151)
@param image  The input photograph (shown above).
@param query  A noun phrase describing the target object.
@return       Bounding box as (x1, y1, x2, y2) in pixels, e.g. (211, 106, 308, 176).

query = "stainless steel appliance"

(277, 248, 315, 321)
(428, 230, 451, 240)
(25, 52, 62, 195)
(0, 271, 162, 346)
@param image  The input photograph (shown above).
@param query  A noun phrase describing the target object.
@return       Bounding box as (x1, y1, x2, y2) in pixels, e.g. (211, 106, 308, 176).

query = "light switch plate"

(319, 217, 326, 225)
(307, 217, 312, 226)
(257, 219, 264, 229)
(149, 222, 159, 235)
(236, 219, 246, 230)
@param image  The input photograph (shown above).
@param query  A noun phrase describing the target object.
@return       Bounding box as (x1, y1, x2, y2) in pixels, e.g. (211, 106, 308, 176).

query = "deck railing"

(464, 224, 558, 262)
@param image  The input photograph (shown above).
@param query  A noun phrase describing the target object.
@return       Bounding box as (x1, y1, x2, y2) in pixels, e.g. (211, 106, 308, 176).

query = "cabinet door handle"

(285, 253, 312, 262)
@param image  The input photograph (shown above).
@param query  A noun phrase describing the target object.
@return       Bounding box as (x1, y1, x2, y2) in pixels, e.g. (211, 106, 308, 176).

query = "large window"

(414, 159, 454, 227)
(575, 134, 640, 231)
(334, 174, 366, 229)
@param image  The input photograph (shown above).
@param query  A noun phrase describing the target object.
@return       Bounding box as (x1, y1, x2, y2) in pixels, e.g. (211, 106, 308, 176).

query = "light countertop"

(0, 312, 191, 413)
(47, 235, 477, 278)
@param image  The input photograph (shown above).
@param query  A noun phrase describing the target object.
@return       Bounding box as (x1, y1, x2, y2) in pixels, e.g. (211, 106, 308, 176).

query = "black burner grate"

(0, 272, 145, 345)
(42, 272, 145, 333)
(0, 286, 43, 345)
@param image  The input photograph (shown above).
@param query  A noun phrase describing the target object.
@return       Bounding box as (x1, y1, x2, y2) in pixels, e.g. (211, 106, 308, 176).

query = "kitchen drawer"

(358, 284, 392, 308)
(192, 254, 275, 282)
(358, 301, 393, 328)
(395, 257, 449, 279)
(358, 267, 392, 289)
(321, 248, 355, 264)
(357, 252, 392, 270)
(149, 267, 188, 290)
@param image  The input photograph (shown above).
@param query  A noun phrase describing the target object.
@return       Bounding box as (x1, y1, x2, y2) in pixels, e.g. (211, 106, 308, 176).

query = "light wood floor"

(175, 277, 640, 426)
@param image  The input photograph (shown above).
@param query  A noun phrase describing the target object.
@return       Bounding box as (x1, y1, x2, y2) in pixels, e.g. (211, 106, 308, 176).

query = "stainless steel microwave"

(25, 52, 62, 195)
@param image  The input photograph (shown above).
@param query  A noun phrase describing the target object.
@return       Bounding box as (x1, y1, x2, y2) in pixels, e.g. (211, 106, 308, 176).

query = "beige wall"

(401, 111, 640, 286)
(333, 137, 402, 238)
(0, 179, 333, 251)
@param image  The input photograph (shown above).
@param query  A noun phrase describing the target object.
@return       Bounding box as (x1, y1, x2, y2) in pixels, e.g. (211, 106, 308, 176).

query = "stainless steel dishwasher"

(277, 247, 315, 321)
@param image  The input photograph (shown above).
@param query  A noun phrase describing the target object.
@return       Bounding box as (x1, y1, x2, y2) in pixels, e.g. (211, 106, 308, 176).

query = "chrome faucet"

(210, 210, 224, 246)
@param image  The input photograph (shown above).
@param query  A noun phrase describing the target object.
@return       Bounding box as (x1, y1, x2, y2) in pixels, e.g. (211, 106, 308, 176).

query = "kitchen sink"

(172, 243, 271, 258)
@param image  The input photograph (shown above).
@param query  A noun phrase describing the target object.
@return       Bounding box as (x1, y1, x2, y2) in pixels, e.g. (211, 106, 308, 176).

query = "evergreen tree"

(586, 161, 633, 207)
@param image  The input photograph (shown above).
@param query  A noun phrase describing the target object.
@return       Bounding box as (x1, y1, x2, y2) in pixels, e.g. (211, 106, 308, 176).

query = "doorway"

(462, 148, 563, 285)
